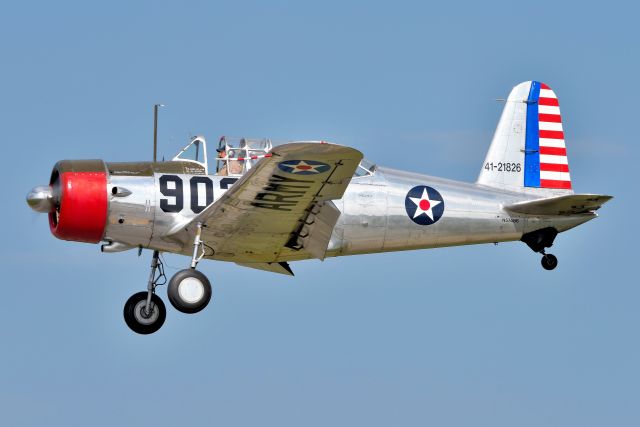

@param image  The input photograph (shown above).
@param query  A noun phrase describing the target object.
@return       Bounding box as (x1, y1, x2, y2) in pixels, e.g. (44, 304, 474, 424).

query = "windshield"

(353, 158, 376, 177)
(172, 136, 209, 174)
(176, 138, 205, 163)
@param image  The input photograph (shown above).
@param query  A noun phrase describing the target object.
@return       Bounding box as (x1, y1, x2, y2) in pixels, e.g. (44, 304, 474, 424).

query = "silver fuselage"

(103, 165, 595, 262)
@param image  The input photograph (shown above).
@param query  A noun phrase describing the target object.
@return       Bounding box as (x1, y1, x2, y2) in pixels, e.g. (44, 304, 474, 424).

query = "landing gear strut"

(167, 222, 213, 314)
(521, 227, 559, 271)
(123, 250, 167, 334)
(123, 223, 213, 334)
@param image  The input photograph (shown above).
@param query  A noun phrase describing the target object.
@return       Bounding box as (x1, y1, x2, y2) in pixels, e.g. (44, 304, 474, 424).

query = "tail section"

(478, 81, 573, 194)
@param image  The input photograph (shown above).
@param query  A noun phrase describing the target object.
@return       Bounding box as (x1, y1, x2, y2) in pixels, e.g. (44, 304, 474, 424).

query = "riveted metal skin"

(103, 161, 206, 250)
(100, 161, 594, 262)
(39, 153, 599, 262)
(323, 167, 594, 259)
(315, 167, 593, 262)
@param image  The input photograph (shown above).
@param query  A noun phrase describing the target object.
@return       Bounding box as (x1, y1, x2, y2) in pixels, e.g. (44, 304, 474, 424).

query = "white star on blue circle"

(404, 185, 445, 225)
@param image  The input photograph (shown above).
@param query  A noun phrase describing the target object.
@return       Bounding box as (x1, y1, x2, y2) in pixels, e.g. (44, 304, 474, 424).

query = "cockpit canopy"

(216, 137, 273, 176)
(172, 135, 375, 178)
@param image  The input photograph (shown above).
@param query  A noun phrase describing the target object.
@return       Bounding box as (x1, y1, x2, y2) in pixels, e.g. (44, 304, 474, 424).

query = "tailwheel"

(167, 269, 212, 314)
(123, 291, 166, 334)
(541, 253, 558, 271)
(522, 228, 560, 271)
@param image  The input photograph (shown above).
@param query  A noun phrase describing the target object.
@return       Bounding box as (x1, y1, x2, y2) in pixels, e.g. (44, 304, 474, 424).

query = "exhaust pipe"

(101, 242, 134, 253)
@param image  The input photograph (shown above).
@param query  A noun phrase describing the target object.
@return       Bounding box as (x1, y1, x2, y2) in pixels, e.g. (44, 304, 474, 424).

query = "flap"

(286, 200, 341, 260)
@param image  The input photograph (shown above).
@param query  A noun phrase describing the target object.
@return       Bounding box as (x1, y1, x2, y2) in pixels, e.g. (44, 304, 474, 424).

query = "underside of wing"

(504, 194, 613, 215)
(170, 142, 363, 263)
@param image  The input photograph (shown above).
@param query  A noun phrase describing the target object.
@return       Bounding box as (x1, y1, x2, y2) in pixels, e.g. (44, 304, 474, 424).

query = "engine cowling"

(47, 160, 108, 243)
(28, 158, 203, 247)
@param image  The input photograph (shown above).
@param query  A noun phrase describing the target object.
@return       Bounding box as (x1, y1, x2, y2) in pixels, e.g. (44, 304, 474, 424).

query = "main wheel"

(123, 291, 166, 334)
(167, 269, 212, 314)
(541, 253, 558, 271)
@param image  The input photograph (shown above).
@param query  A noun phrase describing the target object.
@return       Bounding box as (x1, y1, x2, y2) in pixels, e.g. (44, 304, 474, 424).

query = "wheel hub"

(178, 277, 205, 303)
(134, 300, 159, 325)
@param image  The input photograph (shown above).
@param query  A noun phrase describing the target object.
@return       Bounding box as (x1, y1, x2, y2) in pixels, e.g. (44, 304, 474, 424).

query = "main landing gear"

(123, 223, 213, 334)
(521, 227, 559, 271)
(123, 250, 167, 334)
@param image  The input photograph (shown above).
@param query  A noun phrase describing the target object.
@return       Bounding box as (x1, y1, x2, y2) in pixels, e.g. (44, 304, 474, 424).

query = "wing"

(168, 142, 363, 263)
(504, 194, 613, 215)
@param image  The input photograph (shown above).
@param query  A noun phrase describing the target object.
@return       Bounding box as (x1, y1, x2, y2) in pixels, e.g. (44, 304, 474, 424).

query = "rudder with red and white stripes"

(524, 81, 572, 190)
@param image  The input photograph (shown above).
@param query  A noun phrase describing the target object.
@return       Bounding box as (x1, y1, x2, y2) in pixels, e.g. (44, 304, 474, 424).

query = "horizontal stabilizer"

(505, 194, 612, 216)
(235, 261, 295, 276)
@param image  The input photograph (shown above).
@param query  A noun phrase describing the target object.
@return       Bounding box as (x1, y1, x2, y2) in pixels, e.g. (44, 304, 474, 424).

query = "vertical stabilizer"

(477, 81, 573, 194)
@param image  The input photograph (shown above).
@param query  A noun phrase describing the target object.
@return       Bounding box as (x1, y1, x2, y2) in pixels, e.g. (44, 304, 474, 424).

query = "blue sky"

(1, 1, 637, 425)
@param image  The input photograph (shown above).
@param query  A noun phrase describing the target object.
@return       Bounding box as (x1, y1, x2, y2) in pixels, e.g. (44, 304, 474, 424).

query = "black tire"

(541, 253, 558, 271)
(167, 269, 212, 314)
(123, 291, 166, 334)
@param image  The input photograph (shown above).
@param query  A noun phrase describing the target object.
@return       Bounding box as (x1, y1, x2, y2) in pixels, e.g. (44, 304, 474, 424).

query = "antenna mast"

(153, 104, 164, 162)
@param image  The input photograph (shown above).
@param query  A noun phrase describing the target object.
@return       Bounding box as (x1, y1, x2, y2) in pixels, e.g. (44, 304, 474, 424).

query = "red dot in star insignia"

(296, 165, 312, 170)
(419, 199, 430, 210)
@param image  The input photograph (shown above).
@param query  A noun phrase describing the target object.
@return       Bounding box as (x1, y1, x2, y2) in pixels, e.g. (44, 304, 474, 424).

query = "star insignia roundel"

(278, 160, 331, 175)
(404, 185, 445, 225)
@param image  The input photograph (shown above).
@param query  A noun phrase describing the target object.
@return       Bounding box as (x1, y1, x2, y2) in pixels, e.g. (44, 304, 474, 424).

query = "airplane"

(26, 81, 612, 334)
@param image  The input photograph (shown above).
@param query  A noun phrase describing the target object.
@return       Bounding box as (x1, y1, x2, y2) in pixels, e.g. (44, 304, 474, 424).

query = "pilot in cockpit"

(216, 147, 243, 176)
